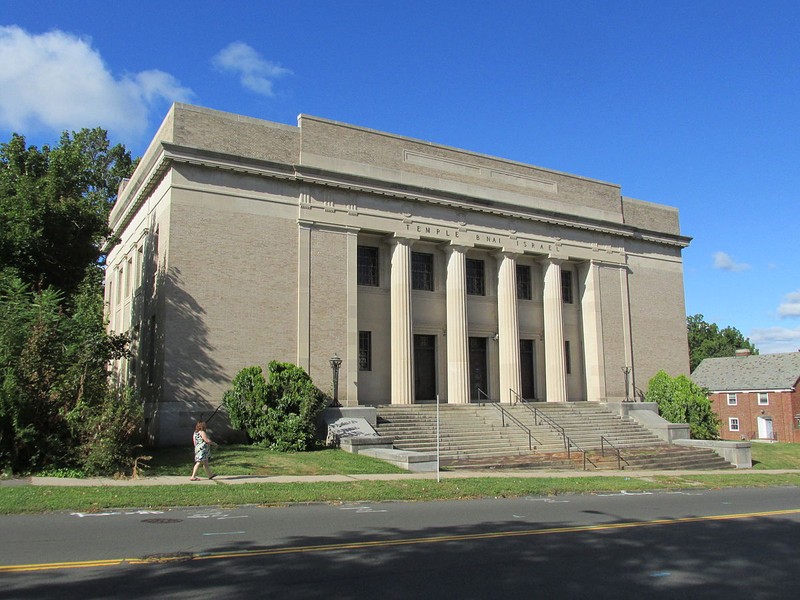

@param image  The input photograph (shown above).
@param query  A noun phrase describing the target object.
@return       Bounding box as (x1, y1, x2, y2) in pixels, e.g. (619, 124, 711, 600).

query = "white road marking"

(71, 510, 164, 518)
(339, 506, 388, 513)
(202, 531, 246, 536)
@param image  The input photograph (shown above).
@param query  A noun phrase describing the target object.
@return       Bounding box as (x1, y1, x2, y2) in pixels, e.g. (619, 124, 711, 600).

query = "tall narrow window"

(136, 246, 144, 292)
(358, 331, 372, 371)
(729, 417, 740, 432)
(115, 267, 123, 304)
(147, 315, 156, 385)
(411, 252, 434, 291)
(466, 259, 485, 296)
(357, 246, 379, 286)
(564, 340, 572, 374)
(758, 392, 769, 405)
(561, 270, 573, 304)
(727, 393, 737, 405)
(516, 264, 532, 300)
(125, 257, 133, 299)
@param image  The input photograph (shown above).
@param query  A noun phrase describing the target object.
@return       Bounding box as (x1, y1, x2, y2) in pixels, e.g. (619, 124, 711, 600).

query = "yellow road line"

(3, 507, 799, 573)
(0, 559, 124, 573)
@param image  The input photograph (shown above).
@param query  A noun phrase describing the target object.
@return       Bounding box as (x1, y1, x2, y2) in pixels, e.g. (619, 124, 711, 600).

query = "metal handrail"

(477, 388, 535, 451)
(511, 391, 583, 463)
(600, 435, 627, 470)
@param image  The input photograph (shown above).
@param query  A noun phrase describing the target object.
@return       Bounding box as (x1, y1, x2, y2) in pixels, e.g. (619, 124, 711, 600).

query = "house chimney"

(735, 349, 751, 358)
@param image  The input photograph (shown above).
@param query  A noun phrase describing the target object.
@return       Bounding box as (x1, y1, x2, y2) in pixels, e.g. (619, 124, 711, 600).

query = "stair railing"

(510, 390, 584, 463)
(600, 436, 627, 470)
(478, 388, 535, 451)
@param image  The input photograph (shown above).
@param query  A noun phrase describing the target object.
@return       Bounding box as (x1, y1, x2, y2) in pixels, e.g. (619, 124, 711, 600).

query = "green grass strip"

(2, 473, 799, 514)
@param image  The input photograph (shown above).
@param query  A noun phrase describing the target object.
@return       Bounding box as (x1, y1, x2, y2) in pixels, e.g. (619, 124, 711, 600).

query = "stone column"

(496, 252, 521, 404)
(580, 260, 605, 402)
(345, 229, 359, 406)
(390, 237, 414, 404)
(445, 244, 470, 404)
(541, 257, 567, 402)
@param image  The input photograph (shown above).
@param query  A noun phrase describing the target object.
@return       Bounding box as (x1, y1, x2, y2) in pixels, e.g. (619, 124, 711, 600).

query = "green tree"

(0, 129, 139, 475)
(0, 129, 135, 294)
(687, 314, 758, 372)
(223, 362, 328, 451)
(645, 370, 720, 440)
(0, 270, 133, 473)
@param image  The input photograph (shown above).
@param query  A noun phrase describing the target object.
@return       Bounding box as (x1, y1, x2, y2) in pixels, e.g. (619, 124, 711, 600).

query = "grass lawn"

(2, 473, 799, 515)
(2, 442, 798, 515)
(750, 442, 800, 469)
(143, 445, 407, 477)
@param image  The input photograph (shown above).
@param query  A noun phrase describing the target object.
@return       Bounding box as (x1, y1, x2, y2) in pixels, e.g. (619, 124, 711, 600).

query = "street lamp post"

(329, 354, 342, 407)
(621, 366, 631, 402)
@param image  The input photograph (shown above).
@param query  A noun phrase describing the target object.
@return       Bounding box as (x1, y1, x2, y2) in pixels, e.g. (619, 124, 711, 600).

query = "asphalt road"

(1, 486, 799, 599)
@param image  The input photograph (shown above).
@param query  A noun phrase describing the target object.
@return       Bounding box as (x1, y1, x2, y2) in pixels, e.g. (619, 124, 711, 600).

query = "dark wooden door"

(520, 339, 537, 400)
(414, 335, 437, 401)
(469, 337, 488, 401)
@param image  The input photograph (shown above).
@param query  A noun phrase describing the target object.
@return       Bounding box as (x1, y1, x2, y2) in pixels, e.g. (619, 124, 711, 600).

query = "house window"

(357, 246, 379, 286)
(729, 417, 740, 432)
(466, 259, 485, 296)
(358, 331, 371, 371)
(411, 252, 434, 291)
(516, 264, 532, 300)
(565, 341, 571, 375)
(758, 392, 769, 405)
(561, 270, 573, 304)
(727, 393, 737, 406)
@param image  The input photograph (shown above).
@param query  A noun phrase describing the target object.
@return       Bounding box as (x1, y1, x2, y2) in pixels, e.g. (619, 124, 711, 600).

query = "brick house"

(691, 351, 800, 443)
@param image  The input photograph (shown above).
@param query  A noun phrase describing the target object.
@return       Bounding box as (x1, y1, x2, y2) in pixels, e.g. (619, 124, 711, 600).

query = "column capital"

(442, 242, 472, 256)
(386, 233, 418, 245)
(538, 254, 565, 266)
(493, 250, 521, 263)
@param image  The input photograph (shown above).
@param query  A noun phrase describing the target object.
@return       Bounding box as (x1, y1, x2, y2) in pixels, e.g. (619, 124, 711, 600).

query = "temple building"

(106, 103, 691, 444)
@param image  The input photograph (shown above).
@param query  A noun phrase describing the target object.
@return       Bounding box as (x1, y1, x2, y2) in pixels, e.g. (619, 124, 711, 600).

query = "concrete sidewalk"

(4, 469, 799, 487)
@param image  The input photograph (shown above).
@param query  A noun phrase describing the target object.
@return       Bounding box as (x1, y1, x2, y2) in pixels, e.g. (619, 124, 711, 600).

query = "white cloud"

(0, 26, 192, 138)
(749, 326, 800, 354)
(713, 251, 751, 272)
(778, 290, 800, 318)
(212, 42, 291, 97)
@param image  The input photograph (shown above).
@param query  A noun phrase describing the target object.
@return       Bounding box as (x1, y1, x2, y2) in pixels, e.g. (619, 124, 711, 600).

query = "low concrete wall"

(674, 439, 752, 469)
(605, 401, 690, 443)
(339, 436, 394, 453)
(360, 448, 438, 473)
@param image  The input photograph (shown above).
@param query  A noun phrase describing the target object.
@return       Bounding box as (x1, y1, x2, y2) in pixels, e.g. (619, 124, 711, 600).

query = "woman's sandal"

(190, 477, 200, 481)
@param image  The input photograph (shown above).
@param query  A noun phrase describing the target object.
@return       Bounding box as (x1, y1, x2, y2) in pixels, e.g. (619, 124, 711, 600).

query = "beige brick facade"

(107, 103, 691, 444)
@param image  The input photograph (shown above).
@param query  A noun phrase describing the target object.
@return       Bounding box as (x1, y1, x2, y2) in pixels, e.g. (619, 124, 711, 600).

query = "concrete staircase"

(375, 404, 552, 462)
(375, 402, 734, 470)
(506, 401, 664, 449)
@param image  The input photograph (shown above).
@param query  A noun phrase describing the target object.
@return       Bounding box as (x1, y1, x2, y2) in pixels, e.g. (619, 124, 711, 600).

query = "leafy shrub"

(645, 370, 720, 440)
(77, 385, 144, 475)
(223, 362, 327, 451)
(0, 270, 136, 474)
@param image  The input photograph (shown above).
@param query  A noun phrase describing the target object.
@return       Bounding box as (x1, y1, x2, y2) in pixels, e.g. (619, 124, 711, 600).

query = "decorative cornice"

(108, 143, 691, 250)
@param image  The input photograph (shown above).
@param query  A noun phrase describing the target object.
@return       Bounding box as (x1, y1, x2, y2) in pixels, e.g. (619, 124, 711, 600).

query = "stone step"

(375, 404, 735, 470)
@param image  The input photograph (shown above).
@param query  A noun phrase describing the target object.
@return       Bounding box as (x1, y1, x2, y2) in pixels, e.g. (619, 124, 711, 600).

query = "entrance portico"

(367, 232, 627, 406)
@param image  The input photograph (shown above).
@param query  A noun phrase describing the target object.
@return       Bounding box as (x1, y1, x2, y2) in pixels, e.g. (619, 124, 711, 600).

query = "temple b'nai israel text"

(106, 104, 690, 445)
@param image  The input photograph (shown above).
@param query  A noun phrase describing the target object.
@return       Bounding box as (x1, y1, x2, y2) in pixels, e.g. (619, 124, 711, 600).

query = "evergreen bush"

(645, 370, 720, 440)
(223, 361, 327, 451)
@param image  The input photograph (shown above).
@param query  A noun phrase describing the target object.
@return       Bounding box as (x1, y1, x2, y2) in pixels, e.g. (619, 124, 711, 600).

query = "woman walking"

(190, 421, 217, 480)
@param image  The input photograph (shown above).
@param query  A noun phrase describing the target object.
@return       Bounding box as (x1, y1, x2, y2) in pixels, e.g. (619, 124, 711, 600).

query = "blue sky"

(2, 1, 799, 354)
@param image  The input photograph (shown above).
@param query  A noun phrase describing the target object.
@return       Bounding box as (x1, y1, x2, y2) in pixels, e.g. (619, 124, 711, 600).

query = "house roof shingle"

(690, 352, 800, 392)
